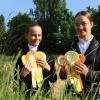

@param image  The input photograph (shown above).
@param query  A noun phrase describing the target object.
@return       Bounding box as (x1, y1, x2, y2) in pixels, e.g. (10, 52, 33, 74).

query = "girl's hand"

(20, 60, 32, 77)
(25, 60, 32, 72)
(74, 62, 89, 76)
(36, 59, 51, 71)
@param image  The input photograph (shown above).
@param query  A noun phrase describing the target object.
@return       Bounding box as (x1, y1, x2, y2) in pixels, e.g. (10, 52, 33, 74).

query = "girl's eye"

(75, 22, 89, 27)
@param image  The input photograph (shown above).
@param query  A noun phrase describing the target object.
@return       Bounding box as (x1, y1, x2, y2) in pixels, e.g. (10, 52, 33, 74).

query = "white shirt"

(78, 35, 93, 54)
(28, 44, 38, 51)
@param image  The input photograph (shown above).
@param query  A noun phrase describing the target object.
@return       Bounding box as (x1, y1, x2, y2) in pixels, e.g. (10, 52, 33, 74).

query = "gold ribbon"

(57, 51, 84, 92)
(22, 51, 46, 88)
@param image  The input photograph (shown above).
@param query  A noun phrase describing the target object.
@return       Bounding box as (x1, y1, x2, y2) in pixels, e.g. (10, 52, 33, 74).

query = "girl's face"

(26, 26, 42, 46)
(74, 15, 93, 39)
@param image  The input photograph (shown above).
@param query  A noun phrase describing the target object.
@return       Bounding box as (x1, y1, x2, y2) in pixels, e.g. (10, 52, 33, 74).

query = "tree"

(32, 0, 74, 53)
(0, 15, 6, 53)
(6, 13, 33, 55)
(87, 6, 100, 41)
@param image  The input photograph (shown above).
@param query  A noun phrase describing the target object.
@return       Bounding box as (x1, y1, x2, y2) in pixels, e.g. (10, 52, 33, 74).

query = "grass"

(0, 54, 100, 100)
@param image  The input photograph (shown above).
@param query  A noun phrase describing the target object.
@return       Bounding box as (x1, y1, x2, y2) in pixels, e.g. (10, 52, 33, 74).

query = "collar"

(71, 36, 99, 56)
(78, 35, 93, 44)
(28, 44, 38, 51)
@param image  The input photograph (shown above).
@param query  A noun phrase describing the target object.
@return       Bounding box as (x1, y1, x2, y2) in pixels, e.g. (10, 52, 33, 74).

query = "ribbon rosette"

(57, 51, 86, 92)
(21, 51, 46, 88)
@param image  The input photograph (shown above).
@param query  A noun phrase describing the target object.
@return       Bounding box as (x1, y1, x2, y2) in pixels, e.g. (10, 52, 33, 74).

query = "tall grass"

(0, 54, 99, 100)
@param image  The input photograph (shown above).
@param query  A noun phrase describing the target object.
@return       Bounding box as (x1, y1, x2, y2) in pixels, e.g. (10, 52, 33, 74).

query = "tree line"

(0, 0, 100, 55)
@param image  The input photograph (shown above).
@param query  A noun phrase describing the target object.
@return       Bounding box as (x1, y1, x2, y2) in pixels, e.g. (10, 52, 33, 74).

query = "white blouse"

(28, 44, 38, 51)
(78, 35, 93, 54)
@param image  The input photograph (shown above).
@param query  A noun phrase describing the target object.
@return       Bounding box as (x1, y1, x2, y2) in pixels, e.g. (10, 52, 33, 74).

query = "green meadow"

(0, 54, 99, 100)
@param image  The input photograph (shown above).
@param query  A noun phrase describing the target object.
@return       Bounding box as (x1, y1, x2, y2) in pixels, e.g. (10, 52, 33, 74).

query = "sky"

(0, 0, 100, 24)
(0, 0, 34, 24)
(67, 0, 100, 15)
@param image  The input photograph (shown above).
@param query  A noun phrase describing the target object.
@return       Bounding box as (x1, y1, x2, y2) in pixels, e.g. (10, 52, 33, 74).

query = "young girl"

(60, 11, 100, 99)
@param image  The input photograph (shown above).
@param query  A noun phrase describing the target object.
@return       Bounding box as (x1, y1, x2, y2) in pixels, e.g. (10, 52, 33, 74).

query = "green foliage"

(92, 8, 100, 41)
(2, 2, 100, 55)
(32, 0, 74, 53)
(87, 6, 100, 41)
(5, 13, 34, 55)
(0, 15, 6, 53)
(0, 55, 99, 100)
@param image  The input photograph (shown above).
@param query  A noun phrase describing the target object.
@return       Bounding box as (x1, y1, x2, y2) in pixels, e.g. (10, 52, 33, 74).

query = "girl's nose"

(78, 24, 84, 29)
(36, 35, 39, 40)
